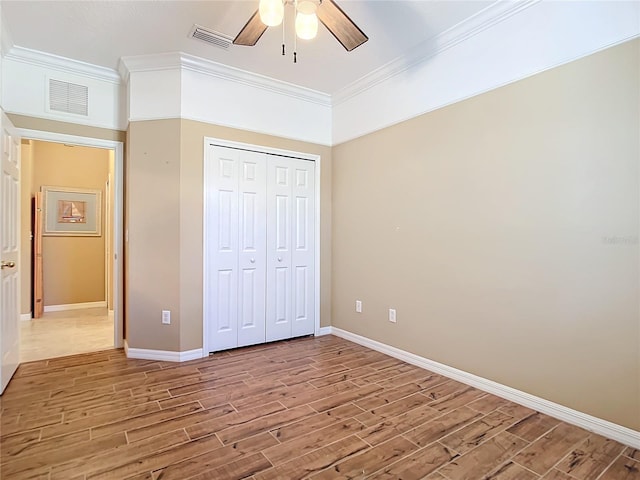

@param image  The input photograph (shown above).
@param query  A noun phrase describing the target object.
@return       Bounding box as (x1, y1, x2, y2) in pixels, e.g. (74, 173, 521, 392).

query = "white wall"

(181, 68, 331, 146)
(1, 48, 125, 130)
(127, 69, 181, 122)
(122, 53, 332, 146)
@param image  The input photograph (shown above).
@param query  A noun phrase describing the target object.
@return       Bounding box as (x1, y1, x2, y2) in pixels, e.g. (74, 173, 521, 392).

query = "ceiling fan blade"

(317, 0, 368, 52)
(233, 10, 268, 46)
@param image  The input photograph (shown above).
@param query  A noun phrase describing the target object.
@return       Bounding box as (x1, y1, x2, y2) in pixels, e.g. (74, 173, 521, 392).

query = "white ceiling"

(1, 0, 495, 94)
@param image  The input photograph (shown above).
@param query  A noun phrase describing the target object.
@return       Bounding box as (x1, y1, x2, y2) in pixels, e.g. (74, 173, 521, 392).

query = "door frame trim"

(202, 137, 322, 355)
(16, 128, 124, 349)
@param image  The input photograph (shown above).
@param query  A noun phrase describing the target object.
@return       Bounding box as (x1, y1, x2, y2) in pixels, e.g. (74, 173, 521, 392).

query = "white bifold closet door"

(266, 156, 315, 342)
(206, 145, 315, 352)
(207, 147, 267, 350)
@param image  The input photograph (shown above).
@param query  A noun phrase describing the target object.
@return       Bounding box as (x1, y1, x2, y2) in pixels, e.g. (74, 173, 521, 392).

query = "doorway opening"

(16, 131, 124, 363)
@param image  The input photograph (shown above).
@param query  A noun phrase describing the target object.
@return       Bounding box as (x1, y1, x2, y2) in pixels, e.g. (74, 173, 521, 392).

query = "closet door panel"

(237, 152, 267, 347)
(274, 266, 289, 323)
(266, 159, 293, 342)
(207, 148, 240, 351)
(216, 270, 234, 332)
(291, 160, 315, 337)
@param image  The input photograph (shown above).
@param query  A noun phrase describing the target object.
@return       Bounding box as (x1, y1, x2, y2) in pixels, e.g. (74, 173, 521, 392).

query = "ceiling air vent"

(49, 79, 88, 116)
(189, 24, 232, 50)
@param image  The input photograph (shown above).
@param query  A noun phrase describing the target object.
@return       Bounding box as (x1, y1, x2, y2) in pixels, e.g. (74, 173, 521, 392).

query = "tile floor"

(1, 335, 637, 479)
(19, 307, 113, 362)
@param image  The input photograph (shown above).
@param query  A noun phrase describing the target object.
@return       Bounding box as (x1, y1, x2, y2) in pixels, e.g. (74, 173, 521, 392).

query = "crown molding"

(120, 52, 331, 107)
(4, 46, 122, 84)
(332, 0, 541, 105)
(117, 51, 180, 81)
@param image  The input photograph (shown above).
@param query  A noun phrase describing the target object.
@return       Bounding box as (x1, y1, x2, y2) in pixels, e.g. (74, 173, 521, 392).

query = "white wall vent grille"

(189, 25, 232, 49)
(49, 79, 88, 116)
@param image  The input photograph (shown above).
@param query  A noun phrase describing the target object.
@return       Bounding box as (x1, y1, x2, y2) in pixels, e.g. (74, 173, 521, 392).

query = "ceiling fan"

(233, 0, 368, 61)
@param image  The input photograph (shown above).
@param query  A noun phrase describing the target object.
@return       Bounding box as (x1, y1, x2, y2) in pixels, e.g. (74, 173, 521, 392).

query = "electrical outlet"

(162, 310, 171, 325)
(388, 308, 396, 323)
(355, 300, 362, 313)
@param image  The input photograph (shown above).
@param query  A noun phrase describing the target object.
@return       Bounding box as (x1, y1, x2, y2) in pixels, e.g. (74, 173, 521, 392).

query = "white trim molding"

(44, 301, 107, 313)
(332, 0, 541, 106)
(16, 129, 125, 349)
(124, 340, 204, 363)
(330, 327, 640, 449)
(20, 313, 32, 322)
(4, 46, 122, 84)
(315, 326, 332, 336)
(119, 52, 330, 107)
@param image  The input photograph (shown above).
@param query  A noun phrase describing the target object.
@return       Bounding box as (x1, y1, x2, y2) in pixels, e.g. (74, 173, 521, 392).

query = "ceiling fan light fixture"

(233, 0, 368, 58)
(259, 0, 284, 26)
(295, 1, 318, 40)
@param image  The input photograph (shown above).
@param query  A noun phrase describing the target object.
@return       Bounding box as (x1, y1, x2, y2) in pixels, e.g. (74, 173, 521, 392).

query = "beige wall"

(126, 119, 332, 352)
(126, 119, 182, 351)
(8, 114, 126, 143)
(19, 140, 33, 315)
(31, 141, 109, 306)
(332, 39, 640, 430)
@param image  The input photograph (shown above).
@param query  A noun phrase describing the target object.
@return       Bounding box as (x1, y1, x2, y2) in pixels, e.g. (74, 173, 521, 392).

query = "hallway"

(20, 307, 113, 362)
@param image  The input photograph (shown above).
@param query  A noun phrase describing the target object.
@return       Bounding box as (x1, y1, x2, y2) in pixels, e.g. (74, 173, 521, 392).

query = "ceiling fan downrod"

(263, 0, 321, 62)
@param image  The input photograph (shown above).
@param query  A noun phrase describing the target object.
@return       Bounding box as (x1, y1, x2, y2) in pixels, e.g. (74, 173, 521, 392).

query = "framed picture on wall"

(42, 186, 102, 236)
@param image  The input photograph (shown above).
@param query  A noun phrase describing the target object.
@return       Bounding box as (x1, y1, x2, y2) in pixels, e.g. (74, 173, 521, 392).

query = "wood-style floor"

(0, 335, 637, 480)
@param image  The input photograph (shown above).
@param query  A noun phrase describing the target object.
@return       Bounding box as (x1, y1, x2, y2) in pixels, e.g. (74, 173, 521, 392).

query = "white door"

(266, 157, 315, 342)
(290, 158, 315, 338)
(1, 112, 21, 393)
(237, 151, 267, 347)
(206, 146, 267, 351)
(204, 144, 315, 352)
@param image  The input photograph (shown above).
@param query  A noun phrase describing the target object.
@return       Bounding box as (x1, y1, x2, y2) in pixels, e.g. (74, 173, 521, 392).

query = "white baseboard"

(20, 313, 32, 321)
(44, 301, 107, 312)
(124, 340, 204, 362)
(315, 326, 332, 336)
(330, 327, 640, 449)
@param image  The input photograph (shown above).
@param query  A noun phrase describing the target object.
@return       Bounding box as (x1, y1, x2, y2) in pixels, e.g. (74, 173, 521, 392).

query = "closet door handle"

(250, 258, 255, 264)
(277, 257, 282, 262)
